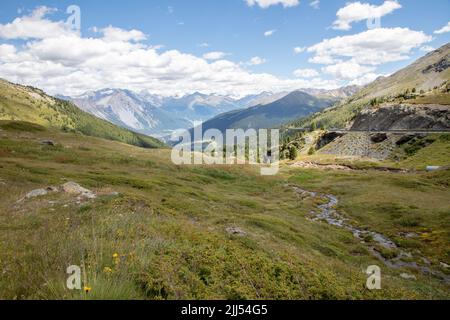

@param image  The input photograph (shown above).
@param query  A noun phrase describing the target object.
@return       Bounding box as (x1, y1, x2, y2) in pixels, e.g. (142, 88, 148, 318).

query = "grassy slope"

(393, 134, 450, 169)
(0, 79, 165, 149)
(287, 43, 450, 130)
(0, 122, 448, 299)
(405, 92, 450, 105)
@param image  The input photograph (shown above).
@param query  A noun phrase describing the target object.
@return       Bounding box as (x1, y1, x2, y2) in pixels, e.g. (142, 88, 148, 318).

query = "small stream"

(291, 185, 450, 284)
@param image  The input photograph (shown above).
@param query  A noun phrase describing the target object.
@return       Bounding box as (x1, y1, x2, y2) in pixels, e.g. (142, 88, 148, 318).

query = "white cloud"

(248, 56, 267, 65)
(293, 46, 306, 54)
(101, 26, 147, 42)
(198, 42, 210, 47)
(310, 0, 320, 10)
(308, 28, 432, 66)
(293, 68, 319, 78)
(0, 44, 16, 56)
(306, 27, 431, 88)
(434, 21, 450, 34)
(333, 0, 402, 31)
(322, 61, 375, 80)
(0, 9, 343, 97)
(420, 45, 435, 53)
(264, 29, 276, 37)
(0, 6, 72, 39)
(202, 51, 228, 60)
(308, 56, 339, 64)
(245, 0, 299, 9)
(349, 73, 383, 86)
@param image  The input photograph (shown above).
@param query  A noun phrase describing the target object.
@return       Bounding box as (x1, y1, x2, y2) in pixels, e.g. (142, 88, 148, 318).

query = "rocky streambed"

(291, 185, 450, 284)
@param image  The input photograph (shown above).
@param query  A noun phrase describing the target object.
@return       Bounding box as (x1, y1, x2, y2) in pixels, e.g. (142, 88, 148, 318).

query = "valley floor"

(0, 121, 449, 299)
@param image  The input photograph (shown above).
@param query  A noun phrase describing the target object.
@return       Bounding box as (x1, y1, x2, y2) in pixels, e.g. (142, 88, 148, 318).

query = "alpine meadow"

(0, 0, 449, 307)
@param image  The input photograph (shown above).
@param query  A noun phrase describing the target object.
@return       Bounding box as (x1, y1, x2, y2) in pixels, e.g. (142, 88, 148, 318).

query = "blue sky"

(0, 0, 449, 96)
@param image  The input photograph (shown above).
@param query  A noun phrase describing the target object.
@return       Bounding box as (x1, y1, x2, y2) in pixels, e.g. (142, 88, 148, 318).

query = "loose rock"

(41, 140, 56, 146)
(290, 161, 351, 171)
(400, 273, 417, 280)
(226, 227, 247, 236)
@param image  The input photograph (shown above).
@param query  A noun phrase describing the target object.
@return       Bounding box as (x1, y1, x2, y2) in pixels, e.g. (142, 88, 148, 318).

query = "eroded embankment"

(289, 161, 412, 173)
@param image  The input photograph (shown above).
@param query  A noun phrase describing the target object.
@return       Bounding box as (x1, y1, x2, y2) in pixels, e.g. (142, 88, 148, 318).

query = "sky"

(0, 0, 449, 97)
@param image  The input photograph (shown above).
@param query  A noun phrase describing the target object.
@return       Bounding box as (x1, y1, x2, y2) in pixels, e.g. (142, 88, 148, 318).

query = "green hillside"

(287, 43, 450, 130)
(0, 79, 165, 149)
(0, 122, 449, 299)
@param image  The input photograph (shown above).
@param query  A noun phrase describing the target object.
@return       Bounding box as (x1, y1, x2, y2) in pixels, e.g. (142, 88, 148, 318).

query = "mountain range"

(61, 90, 280, 137)
(60, 86, 358, 138)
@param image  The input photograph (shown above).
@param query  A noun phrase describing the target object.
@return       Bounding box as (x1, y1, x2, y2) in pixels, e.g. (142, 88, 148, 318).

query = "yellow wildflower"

(84, 286, 92, 293)
(112, 253, 119, 258)
(103, 267, 113, 273)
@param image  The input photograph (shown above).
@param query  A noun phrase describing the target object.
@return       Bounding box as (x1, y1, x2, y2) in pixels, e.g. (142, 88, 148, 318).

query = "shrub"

(289, 146, 298, 160)
(396, 216, 422, 227)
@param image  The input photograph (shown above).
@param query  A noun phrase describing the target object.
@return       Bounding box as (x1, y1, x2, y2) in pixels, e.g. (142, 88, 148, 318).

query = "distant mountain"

(194, 90, 336, 134)
(300, 85, 360, 100)
(236, 91, 290, 108)
(161, 92, 242, 124)
(234, 87, 358, 108)
(289, 43, 450, 130)
(63, 89, 191, 137)
(0, 79, 165, 148)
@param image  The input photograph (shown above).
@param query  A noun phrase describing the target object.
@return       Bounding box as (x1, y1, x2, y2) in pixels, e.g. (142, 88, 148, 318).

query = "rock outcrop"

(351, 104, 450, 131)
(315, 103, 449, 160)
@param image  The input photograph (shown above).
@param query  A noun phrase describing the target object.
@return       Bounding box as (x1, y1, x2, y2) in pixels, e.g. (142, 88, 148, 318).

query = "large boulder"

(61, 182, 96, 199)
